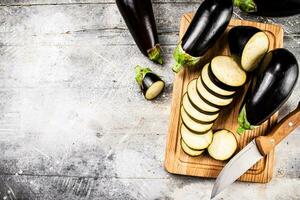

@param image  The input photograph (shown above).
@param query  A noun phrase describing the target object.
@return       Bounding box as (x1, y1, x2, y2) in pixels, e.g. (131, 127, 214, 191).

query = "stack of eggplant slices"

(177, 5, 298, 160)
(116, 0, 299, 160)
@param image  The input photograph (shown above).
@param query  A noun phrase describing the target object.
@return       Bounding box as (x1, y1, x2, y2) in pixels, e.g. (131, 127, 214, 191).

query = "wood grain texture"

(165, 13, 284, 183)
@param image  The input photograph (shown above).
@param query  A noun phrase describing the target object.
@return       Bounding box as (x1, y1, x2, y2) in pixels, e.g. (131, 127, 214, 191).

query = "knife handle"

(256, 102, 300, 156)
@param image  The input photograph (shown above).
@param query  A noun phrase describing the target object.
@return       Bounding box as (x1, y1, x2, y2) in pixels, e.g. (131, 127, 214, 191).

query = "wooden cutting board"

(164, 13, 284, 183)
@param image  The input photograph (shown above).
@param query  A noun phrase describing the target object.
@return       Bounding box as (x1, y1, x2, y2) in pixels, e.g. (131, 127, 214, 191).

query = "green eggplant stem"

(172, 42, 201, 73)
(135, 65, 152, 86)
(237, 105, 257, 134)
(148, 44, 163, 65)
(234, 0, 257, 13)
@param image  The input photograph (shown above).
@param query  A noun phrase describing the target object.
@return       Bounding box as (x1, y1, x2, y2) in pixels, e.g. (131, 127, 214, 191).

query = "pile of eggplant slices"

(116, 0, 299, 159)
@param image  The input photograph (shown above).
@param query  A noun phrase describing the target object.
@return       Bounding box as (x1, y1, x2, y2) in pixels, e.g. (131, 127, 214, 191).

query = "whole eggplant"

(237, 49, 299, 134)
(116, 0, 163, 64)
(172, 0, 233, 73)
(234, 0, 300, 17)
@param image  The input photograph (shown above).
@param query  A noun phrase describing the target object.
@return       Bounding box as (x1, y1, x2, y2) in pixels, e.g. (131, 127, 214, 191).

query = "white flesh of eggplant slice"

(181, 124, 213, 150)
(201, 64, 236, 96)
(197, 77, 233, 107)
(241, 32, 269, 72)
(211, 56, 247, 87)
(187, 79, 220, 113)
(181, 139, 204, 156)
(208, 129, 238, 161)
(181, 107, 213, 133)
(182, 93, 219, 123)
(145, 80, 165, 100)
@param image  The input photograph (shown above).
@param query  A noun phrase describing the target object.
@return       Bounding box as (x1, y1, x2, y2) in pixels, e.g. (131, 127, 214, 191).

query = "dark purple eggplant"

(234, 0, 300, 17)
(116, 0, 163, 64)
(135, 65, 165, 100)
(172, 0, 233, 73)
(228, 26, 269, 72)
(237, 49, 299, 134)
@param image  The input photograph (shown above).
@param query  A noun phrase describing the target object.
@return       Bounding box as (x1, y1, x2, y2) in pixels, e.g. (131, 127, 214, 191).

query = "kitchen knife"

(211, 102, 300, 199)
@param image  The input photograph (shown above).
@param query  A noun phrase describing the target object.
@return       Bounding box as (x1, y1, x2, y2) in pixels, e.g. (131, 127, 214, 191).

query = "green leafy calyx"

(172, 42, 201, 73)
(135, 65, 152, 86)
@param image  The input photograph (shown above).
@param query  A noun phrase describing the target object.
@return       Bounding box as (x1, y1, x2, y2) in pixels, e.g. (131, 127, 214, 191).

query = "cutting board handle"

(256, 102, 300, 156)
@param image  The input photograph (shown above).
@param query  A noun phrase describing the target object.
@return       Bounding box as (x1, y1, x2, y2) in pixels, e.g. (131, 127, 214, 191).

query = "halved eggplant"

(181, 139, 205, 157)
(237, 49, 299, 134)
(197, 77, 233, 107)
(135, 65, 165, 100)
(208, 130, 238, 161)
(116, 0, 163, 64)
(201, 63, 236, 97)
(172, 0, 233, 73)
(187, 79, 220, 114)
(228, 26, 269, 72)
(182, 93, 219, 123)
(181, 107, 214, 134)
(181, 124, 213, 150)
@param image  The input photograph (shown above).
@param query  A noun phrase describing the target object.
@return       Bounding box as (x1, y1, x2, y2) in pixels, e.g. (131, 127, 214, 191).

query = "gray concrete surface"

(0, 1, 299, 199)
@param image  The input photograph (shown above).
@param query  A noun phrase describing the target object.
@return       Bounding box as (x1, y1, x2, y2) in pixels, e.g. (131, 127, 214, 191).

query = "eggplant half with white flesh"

(135, 66, 165, 100)
(208, 130, 238, 161)
(237, 49, 299, 134)
(234, 0, 300, 17)
(116, 0, 163, 64)
(172, 0, 233, 73)
(228, 26, 269, 72)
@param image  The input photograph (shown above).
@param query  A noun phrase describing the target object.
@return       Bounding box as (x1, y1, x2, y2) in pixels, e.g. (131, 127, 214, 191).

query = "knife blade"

(211, 102, 300, 199)
(210, 140, 263, 199)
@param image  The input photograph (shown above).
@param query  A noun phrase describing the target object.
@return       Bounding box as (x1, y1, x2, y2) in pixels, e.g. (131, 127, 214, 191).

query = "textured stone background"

(0, 1, 299, 199)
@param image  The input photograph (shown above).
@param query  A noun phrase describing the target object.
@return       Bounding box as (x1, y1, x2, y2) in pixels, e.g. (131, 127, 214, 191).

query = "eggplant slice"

(181, 124, 213, 150)
(182, 93, 219, 123)
(209, 56, 247, 90)
(181, 107, 214, 133)
(208, 130, 237, 161)
(187, 79, 220, 113)
(201, 64, 236, 97)
(181, 139, 205, 157)
(197, 77, 233, 107)
(135, 66, 165, 100)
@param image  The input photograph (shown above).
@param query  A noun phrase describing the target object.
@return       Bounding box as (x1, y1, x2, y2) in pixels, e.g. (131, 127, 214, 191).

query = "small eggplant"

(135, 65, 165, 100)
(228, 26, 269, 72)
(116, 0, 163, 64)
(172, 0, 233, 73)
(237, 49, 299, 134)
(234, 0, 300, 17)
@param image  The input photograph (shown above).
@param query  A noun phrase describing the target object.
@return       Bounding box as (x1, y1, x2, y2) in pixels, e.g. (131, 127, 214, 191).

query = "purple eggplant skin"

(172, 0, 233, 73)
(182, 0, 233, 56)
(116, 0, 163, 64)
(234, 0, 300, 17)
(237, 49, 299, 134)
(228, 26, 260, 57)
